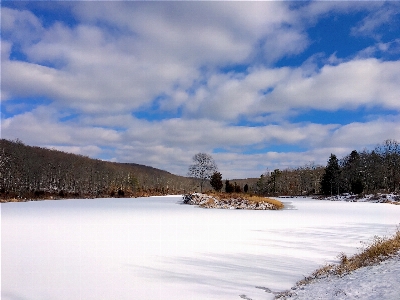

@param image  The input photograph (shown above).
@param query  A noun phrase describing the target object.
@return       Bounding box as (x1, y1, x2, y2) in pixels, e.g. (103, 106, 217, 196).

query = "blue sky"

(1, 1, 400, 179)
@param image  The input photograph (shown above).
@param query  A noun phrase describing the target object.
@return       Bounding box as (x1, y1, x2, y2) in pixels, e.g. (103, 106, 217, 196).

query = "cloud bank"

(2, 2, 400, 178)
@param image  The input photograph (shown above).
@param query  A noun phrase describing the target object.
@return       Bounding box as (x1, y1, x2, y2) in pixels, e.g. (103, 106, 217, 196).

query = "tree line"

(188, 139, 400, 197)
(254, 139, 400, 196)
(0, 139, 194, 200)
(2, 138, 398, 200)
(320, 139, 400, 196)
(254, 163, 324, 196)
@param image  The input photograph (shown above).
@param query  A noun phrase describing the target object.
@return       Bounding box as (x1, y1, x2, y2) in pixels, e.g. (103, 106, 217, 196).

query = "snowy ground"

(2, 196, 400, 300)
(280, 252, 400, 299)
(314, 193, 400, 204)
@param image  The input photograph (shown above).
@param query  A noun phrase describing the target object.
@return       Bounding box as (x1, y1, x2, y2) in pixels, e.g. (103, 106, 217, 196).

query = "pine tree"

(210, 171, 223, 192)
(341, 150, 363, 194)
(320, 154, 341, 196)
(234, 182, 241, 193)
(351, 178, 364, 195)
(225, 180, 234, 193)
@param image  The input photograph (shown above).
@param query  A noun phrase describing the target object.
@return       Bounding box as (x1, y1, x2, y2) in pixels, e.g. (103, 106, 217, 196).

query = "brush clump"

(183, 192, 284, 210)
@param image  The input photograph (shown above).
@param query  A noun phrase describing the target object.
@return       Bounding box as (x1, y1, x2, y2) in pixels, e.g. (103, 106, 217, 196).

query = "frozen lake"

(2, 196, 400, 300)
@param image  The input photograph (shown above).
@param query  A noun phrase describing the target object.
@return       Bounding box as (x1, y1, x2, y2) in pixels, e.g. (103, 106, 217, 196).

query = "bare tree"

(188, 153, 217, 193)
(378, 139, 400, 192)
(0, 138, 196, 199)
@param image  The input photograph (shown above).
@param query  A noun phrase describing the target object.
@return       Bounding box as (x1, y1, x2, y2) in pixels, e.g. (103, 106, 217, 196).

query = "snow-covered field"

(2, 196, 400, 300)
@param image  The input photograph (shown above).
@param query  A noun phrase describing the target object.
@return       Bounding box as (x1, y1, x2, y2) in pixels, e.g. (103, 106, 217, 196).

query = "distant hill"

(0, 139, 197, 200)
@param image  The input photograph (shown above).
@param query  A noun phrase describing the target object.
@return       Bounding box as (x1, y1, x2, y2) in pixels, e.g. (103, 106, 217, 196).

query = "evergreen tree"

(225, 180, 234, 193)
(271, 169, 281, 194)
(320, 154, 341, 195)
(244, 184, 249, 193)
(351, 178, 364, 195)
(341, 150, 363, 194)
(210, 171, 223, 192)
(234, 182, 241, 193)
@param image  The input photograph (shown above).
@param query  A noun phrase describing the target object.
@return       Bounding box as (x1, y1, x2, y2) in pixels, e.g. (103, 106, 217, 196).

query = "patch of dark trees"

(254, 163, 324, 196)
(0, 139, 194, 201)
(254, 139, 400, 197)
(209, 172, 249, 194)
(320, 139, 400, 196)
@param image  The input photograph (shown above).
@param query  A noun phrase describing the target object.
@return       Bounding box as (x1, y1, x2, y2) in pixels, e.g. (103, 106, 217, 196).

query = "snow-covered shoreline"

(274, 194, 400, 299)
(276, 252, 400, 299)
(313, 193, 400, 205)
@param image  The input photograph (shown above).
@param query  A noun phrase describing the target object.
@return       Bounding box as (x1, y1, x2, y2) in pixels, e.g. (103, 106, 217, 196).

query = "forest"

(0, 139, 195, 200)
(1, 138, 399, 201)
(254, 139, 400, 197)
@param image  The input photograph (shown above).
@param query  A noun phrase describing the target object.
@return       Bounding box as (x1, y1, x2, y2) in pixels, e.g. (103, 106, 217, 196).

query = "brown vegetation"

(0, 139, 197, 201)
(207, 192, 284, 210)
(255, 164, 325, 197)
(297, 229, 400, 286)
(246, 195, 285, 209)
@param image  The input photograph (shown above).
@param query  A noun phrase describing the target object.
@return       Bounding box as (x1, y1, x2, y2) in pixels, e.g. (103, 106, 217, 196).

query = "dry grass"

(1, 198, 28, 203)
(204, 198, 216, 206)
(297, 228, 400, 286)
(246, 195, 285, 209)
(207, 192, 284, 209)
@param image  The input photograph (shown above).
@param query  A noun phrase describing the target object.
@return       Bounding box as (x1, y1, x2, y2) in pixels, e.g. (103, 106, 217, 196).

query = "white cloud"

(262, 28, 309, 63)
(327, 118, 400, 149)
(1, 7, 44, 45)
(356, 39, 400, 58)
(1, 106, 121, 145)
(2, 104, 399, 178)
(180, 58, 400, 122)
(183, 67, 291, 121)
(1, 40, 12, 61)
(46, 145, 103, 158)
(2, 2, 400, 179)
(272, 58, 400, 111)
(117, 116, 335, 153)
(299, 1, 385, 25)
(72, 1, 300, 64)
(351, 3, 400, 39)
(1, 2, 312, 115)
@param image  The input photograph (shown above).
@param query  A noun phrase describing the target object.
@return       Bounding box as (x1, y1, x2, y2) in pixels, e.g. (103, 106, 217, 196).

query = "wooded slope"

(0, 139, 195, 200)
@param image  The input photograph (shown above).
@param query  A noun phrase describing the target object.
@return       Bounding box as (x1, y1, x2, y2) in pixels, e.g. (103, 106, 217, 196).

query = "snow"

(283, 253, 400, 299)
(317, 193, 400, 204)
(1, 196, 400, 300)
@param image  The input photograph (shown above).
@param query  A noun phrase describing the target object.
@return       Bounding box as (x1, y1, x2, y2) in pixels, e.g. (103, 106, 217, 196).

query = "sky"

(1, 1, 400, 179)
